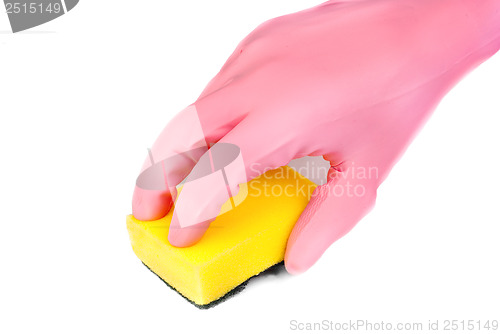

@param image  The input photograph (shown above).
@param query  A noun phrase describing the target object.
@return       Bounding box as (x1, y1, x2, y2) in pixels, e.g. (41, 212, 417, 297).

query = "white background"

(1, 1, 499, 333)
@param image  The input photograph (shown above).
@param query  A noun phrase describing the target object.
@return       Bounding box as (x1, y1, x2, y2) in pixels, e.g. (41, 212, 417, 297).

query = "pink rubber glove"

(132, 0, 500, 274)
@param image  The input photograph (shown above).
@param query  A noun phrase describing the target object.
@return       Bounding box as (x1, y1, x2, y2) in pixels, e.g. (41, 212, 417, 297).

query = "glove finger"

(132, 84, 247, 221)
(285, 162, 378, 274)
(168, 115, 295, 247)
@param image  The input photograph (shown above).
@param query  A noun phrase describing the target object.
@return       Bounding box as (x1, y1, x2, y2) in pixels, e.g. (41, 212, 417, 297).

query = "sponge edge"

(127, 166, 316, 307)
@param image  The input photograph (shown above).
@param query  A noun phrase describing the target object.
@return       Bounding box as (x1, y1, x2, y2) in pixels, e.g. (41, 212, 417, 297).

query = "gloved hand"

(132, 0, 500, 274)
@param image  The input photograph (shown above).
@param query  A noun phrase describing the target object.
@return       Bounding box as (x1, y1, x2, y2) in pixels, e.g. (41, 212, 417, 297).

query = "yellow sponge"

(127, 166, 316, 307)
